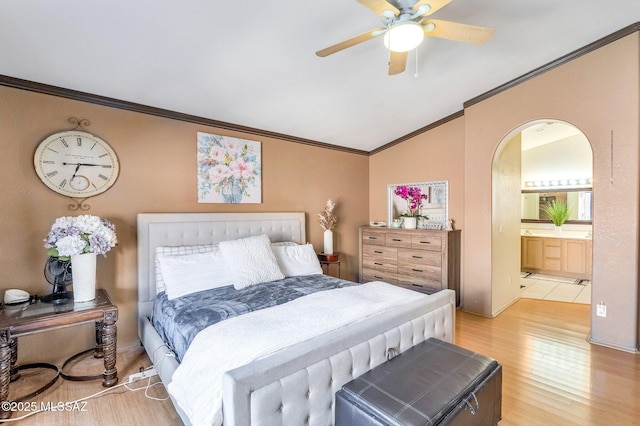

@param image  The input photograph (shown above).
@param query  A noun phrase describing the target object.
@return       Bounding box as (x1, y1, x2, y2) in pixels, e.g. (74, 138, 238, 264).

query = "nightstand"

(318, 252, 341, 278)
(0, 289, 118, 419)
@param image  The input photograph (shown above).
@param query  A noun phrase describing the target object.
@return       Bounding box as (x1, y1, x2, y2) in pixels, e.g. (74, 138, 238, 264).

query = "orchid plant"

(44, 215, 117, 260)
(394, 185, 428, 217)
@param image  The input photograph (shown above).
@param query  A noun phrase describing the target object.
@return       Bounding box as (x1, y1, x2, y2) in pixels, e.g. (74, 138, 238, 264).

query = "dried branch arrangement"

(318, 199, 337, 231)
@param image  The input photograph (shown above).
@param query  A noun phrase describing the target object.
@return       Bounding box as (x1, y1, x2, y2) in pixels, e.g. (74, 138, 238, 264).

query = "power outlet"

(596, 302, 606, 317)
(128, 367, 158, 383)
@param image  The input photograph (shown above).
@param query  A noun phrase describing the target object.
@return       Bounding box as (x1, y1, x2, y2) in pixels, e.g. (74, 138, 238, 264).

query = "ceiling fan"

(316, 0, 495, 75)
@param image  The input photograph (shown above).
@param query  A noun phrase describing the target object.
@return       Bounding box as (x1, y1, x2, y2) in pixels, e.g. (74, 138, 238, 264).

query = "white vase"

(71, 252, 97, 302)
(323, 229, 334, 255)
(403, 217, 417, 229)
(554, 225, 563, 235)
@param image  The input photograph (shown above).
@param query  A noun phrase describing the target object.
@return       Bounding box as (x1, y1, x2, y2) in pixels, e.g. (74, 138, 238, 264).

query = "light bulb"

(384, 22, 424, 52)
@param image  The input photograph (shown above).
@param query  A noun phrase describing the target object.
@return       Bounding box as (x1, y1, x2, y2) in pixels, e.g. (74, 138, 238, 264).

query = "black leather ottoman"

(335, 338, 502, 425)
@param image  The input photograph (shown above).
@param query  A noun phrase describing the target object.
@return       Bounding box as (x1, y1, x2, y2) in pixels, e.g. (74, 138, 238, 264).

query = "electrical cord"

(1, 380, 131, 422)
(1, 345, 175, 422)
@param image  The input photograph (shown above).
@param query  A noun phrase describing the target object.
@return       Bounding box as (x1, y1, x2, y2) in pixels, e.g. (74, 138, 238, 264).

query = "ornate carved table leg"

(8, 338, 19, 382)
(101, 310, 118, 387)
(94, 321, 105, 359)
(0, 333, 12, 419)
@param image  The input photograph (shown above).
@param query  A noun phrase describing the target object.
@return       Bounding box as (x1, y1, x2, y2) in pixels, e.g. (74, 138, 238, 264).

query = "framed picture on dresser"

(388, 180, 449, 230)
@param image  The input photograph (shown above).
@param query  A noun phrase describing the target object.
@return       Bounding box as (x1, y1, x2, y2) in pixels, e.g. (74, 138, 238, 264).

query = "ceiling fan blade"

(356, 0, 399, 16)
(414, 0, 452, 16)
(388, 51, 407, 75)
(316, 28, 385, 57)
(422, 19, 495, 44)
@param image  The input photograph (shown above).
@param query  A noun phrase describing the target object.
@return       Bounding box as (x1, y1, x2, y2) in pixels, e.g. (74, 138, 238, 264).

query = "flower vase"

(323, 230, 334, 255)
(554, 225, 563, 235)
(222, 179, 244, 203)
(403, 217, 417, 229)
(71, 252, 97, 302)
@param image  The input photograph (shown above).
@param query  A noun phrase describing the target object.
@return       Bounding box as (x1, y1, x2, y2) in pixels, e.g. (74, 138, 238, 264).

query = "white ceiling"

(1, 1, 638, 152)
(521, 121, 583, 151)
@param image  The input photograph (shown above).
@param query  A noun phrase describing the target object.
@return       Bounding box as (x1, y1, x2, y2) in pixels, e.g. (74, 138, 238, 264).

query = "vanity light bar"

(524, 178, 592, 188)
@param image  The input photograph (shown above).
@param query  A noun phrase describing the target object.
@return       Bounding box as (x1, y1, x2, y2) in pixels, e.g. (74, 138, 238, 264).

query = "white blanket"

(167, 281, 427, 425)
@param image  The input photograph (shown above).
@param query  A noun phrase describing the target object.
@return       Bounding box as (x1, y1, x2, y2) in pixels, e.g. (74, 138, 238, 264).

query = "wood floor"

(5, 343, 181, 425)
(6, 298, 640, 425)
(456, 299, 640, 426)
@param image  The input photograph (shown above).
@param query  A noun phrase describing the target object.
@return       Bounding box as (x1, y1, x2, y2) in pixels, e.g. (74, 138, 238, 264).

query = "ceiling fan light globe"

(382, 9, 396, 18)
(383, 21, 425, 52)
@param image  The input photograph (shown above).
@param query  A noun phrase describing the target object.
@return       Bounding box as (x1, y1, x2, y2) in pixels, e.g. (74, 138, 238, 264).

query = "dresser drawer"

(394, 279, 441, 295)
(398, 249, 441, 268)
(397, 262, 442, 282)
(363, 245, 397, 262)
(362, 230, 386, 246)
(411, 235, 442, 251)
(362, 251, 397, 274)
(386, 233, 412, 248)
(362, 268, 397, 284)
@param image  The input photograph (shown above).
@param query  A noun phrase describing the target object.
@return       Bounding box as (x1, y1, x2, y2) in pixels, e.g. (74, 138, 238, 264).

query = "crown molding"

(372, 22, 640, 155)
(464, 22, 640, 109)
(369, 110, 465, 155)
(2, 22, 638, 157)
(0, 74, 369, 156)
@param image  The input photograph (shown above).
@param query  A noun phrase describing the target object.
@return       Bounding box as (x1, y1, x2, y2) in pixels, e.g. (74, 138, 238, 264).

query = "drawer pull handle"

(412, 269, 423, 272)
(374, 250, 383, 254)
(412, 284, 424, 288)
(374, 276, 383, 279)
(412, 255, 423, 259)
(419, 241, 431, 244)
(374, 262, 383, 266)
(392, 239, 402, 242)
(368, 236, 378, 240)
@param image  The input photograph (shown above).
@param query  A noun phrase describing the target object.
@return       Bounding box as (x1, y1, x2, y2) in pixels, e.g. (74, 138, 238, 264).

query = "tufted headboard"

(136, 212, 306, 320)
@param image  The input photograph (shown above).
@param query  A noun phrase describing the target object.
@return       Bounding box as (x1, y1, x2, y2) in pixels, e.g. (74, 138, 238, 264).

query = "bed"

(137, 212, 456, 425)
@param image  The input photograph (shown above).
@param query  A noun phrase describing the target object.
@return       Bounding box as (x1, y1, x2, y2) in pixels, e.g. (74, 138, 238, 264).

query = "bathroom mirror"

(521, 189, 592, 223)
(388, 180, 448, 229)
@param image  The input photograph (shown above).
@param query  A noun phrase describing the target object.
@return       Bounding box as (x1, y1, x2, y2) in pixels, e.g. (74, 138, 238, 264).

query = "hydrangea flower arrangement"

(394, 185, 428, 217)
(44, 215, 117, 260)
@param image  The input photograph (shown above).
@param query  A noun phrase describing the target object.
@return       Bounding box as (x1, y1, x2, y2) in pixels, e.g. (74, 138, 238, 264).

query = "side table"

(318, 252, 341, 278)
(0, 288, 118, 419)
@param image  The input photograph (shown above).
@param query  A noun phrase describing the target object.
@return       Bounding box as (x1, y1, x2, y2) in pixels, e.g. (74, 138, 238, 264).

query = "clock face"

(34, 130, 120, 198)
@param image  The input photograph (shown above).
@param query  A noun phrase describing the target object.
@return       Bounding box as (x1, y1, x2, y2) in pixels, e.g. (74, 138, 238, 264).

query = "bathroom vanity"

(521, 234, 592, 280)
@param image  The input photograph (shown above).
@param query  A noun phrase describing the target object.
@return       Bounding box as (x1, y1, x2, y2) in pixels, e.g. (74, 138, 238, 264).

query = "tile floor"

(520, 272, 591, 304)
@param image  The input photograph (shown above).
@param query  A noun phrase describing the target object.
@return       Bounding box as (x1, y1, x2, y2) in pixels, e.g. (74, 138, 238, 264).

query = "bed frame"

(137, 212, 456, 425)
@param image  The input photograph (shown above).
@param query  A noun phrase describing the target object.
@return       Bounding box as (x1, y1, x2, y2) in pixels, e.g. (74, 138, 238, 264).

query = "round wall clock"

(34, 130, 120, 199)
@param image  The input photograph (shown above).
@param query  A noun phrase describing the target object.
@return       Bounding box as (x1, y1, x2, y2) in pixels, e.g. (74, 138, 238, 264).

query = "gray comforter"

(152, 274, 356, 361)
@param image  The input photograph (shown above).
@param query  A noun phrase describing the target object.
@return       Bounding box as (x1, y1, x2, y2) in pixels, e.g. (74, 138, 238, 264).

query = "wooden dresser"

(359, 227, 461, 305)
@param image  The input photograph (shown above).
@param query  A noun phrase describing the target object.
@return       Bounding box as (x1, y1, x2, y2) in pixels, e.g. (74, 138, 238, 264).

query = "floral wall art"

(197, 132, 262, 203)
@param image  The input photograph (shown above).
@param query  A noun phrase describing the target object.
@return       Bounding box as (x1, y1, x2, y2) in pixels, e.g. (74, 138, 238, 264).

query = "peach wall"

(371, 33, 640, 351)
(369, 118, 466, 230)
(0, 87, 369, 363)
(465, 33, 639, 351)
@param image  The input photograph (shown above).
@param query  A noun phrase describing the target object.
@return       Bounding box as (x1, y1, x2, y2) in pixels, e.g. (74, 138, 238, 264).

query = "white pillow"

(219, 234, 285, 290)
(155, 244, 216, 292)
(157, 250, 232, 300)
(271, 243, 323, 277)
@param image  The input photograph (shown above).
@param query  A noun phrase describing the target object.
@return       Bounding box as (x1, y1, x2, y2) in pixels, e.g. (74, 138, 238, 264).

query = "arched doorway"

(491, 119, 593, 315)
